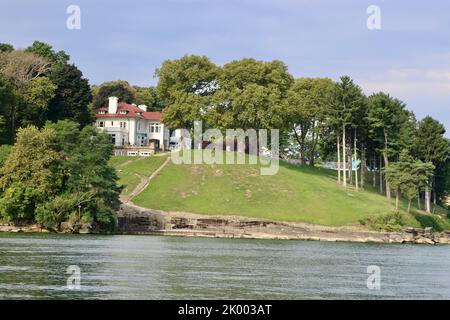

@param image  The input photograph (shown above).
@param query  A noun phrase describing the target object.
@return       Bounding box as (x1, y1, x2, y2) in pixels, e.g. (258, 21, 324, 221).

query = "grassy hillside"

(113, 152, 449, 229)
(110, 155, 168, 196)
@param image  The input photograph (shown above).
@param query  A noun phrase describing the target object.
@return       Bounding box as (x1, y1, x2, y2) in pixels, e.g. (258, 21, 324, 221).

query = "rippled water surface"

(0, 233, 449, 299)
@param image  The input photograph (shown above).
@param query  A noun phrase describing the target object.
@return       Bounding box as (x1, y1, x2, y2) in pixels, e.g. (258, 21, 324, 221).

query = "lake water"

(0, 233, 449, 299)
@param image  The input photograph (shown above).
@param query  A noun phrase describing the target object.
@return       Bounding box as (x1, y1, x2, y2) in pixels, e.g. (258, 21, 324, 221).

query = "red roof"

(95, 102, 161, 121)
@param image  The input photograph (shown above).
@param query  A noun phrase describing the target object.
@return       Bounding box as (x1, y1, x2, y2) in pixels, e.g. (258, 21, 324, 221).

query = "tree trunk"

(348, 142, 353, 184)
(379, 154, 383, 194)
(372, 155, 376, 188)
(417, 192, 421, 210)
(354, 128, 358, 191)
(300, 135, 306, 165)
(361, 145, 366, 190)
(395, 189, 399, 211)
(407, 199, 412, 214)
(310, 129, 315, 167)
(309, 121, 318, 167)
(293, 126, 306, 165)
(342, 125, 347, 187)
(425, 183, 431, 213)
(337, 133, 341, 185)
(432, 177, 437, 207)
(383, 130, 391, 206)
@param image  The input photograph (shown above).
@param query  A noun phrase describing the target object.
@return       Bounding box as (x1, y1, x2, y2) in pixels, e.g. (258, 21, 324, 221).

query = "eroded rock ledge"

(117, 203, 450, 245)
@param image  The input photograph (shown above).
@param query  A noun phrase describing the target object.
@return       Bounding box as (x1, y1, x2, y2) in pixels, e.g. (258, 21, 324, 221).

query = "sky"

(1, 0, 449, 134)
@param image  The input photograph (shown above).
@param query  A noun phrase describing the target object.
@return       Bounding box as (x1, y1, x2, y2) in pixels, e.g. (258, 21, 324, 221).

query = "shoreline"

(2, 203, 449, 245)
(116, 203, 450, 245)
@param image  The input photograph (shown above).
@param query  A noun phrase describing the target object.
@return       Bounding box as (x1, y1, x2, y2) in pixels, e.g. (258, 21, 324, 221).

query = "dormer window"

(98, 111, 106, 115)
(119, 110, 128, 115)
(136, 112, 142, 116)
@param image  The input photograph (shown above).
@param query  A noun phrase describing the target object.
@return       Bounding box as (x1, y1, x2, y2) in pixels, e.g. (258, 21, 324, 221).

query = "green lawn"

(125, 151, 449, 229)
(110, 155, 168, 196)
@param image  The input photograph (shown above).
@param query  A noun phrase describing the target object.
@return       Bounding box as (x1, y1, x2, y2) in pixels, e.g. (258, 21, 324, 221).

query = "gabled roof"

(95, 102, 161, 121)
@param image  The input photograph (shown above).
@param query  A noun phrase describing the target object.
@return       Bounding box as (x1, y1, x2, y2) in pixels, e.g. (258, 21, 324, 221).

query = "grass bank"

(112, 151, 449, 230)
(109, 154, 168, 196)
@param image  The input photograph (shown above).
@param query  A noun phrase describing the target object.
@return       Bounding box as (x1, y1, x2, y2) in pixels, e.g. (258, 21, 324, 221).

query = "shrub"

(0, 185, 37, 223)
(0, 144, 11, 168)
(359, 211, 405, 232)
(35, 194, 78, 230)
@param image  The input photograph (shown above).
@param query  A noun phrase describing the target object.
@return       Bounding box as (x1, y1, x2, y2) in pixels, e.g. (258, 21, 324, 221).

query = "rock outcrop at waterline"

(117, 203, 450, 244)
(0, 221, 99, 234)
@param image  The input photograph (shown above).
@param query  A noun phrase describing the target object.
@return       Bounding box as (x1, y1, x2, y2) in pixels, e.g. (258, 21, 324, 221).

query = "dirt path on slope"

(121, 156, 171, 203)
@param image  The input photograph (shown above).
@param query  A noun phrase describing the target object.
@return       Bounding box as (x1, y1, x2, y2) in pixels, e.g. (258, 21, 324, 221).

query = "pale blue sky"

(1, 0, 449, 133)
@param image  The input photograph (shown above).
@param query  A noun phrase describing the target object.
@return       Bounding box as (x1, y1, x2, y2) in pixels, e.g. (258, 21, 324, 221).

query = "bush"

(35, 194, 78, 230)
(0, 144, 11, 168)
(0, 185, 37, 223)
(359, 211, 405, 232)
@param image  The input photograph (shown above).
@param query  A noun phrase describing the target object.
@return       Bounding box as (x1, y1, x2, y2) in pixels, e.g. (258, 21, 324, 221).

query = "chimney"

(138, 104, 147, 112)
(108, 97, 118, 114)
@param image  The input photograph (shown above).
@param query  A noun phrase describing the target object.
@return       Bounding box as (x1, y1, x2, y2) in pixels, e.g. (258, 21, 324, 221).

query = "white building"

(95, 97, 169, 153)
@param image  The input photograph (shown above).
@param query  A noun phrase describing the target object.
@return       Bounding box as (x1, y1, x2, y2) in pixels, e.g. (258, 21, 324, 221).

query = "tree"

(0, 121, 121, 230)
(45, 121, 121, 230)
(331, 76, 366, 188)
(0, 185, 38, 223)
(209, 58, 293, 133)
(0, 126, 59, 200)
(156, 55, 219, 130)
(385, 151, 434, 213)
(0, 50, 52, 135)
(47, 62, 93, 126)
(0, 75, 15, 143)
(285, 78, 334, 165)
(160, 91, 205, 130)
(0, 43, 14, 53)
(0, 51, 51, 87)
(413, 116, 449, 211)
(156, 54, 219, 104)
(19, 76, 57, 127)
(134, 86, 164, 111)
(25, 41, 69, 65)
(384, 160, 402, 211)
(92, 80, 136, 109)
(367, 92, 409, 205)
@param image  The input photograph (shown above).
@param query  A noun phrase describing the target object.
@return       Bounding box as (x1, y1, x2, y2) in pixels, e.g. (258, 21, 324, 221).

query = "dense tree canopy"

(25, 41, 70, 65)
(0, 42, 94, 141)
(156, 55, 219, 130)
(0, 121, 120, 230)
(0, 43, 14, 53)
(47, 62, 93, 126)
(134, 86, 164, 111)
(285, 77, 335, 165)
(92, 80, 136, 109)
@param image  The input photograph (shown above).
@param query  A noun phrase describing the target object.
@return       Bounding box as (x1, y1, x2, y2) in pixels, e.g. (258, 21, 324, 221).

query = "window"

(98, 111, 106, 115)
(111, 121, 114, 126)
(150, 122, 161, 133)
(120, 122, 126, 128)
(98, 121, 104, 128)
(119, 110, 128, 115)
